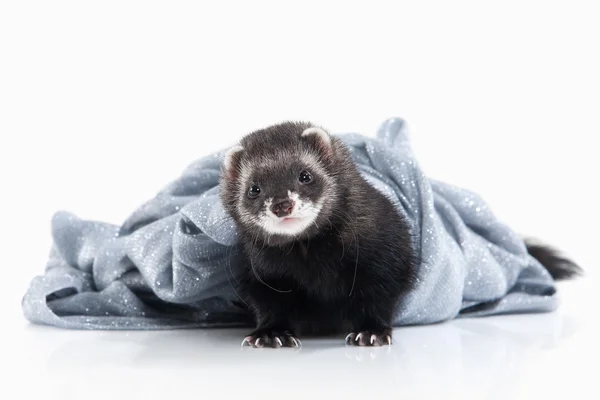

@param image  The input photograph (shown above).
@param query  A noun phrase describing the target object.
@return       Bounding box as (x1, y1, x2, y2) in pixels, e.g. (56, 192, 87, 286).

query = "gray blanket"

(22, 118, 558, 330)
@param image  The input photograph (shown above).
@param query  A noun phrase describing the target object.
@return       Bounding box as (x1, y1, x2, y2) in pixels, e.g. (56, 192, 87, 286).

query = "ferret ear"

(301, 127, 333, 161)
(222, 145, 244, 181)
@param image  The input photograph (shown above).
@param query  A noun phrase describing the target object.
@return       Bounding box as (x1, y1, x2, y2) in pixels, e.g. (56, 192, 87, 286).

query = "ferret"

(220, 121, 581, 348)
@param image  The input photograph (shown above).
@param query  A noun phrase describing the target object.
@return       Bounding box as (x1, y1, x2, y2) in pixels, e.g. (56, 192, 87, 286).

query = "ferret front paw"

(241, 329, 302, 348)
(345, 329, 392, 346)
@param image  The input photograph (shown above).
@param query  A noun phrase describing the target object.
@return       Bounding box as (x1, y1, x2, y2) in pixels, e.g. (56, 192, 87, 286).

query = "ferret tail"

(525, 239, 583, 281)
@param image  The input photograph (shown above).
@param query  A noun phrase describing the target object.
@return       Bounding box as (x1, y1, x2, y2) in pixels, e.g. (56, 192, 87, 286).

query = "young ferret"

(219, 122, 580, 347)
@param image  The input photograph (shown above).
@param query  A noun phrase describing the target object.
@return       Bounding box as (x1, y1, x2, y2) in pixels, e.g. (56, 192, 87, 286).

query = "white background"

(1, 1, 598, 399)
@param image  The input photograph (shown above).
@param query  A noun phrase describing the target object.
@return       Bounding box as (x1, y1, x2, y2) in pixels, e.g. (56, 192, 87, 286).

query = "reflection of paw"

(344, 345, 393, 362)
(345, 329, 392, 346)
(241, 329, 302, 348)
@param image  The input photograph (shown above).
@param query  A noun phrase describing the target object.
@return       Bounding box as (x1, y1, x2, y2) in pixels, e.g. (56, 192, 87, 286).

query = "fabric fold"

(22, 117, 558, 330)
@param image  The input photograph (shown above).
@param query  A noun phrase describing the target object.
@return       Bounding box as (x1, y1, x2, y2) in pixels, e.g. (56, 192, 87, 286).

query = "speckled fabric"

(22, 117, 558, 330)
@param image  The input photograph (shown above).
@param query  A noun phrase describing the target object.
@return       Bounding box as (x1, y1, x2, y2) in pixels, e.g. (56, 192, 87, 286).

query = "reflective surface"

(7, 280, 597, 399)
(3, 2, 598, 398)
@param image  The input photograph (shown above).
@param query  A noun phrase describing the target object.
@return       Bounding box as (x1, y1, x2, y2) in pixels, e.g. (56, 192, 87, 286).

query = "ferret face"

(221, 123, 337, 243)
(238, 159, 327, 237)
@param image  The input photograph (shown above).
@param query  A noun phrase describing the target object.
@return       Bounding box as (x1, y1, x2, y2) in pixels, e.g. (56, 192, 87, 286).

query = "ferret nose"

(271, 199, 294, 218)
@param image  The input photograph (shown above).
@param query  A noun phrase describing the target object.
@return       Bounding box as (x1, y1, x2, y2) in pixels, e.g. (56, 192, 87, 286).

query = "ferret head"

(220, 122, 340, 245)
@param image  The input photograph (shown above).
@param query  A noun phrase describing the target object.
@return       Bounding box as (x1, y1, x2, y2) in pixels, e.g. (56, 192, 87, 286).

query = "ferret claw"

(290, 337, 301, 348)
(345, 333, 354, 344)
(242, 330, 301, 348)
(345, 330, 393, 346)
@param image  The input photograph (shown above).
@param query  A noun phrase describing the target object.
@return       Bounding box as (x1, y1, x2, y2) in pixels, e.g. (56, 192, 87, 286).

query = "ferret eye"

(299, 170, 312, 184)
(247, 184, 261, 199)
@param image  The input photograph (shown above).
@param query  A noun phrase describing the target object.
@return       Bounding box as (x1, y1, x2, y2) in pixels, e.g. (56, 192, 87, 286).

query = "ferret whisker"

(249, 229, 291, 293)
(223, 244, 250, 309)
(327, 208, 360, 295)
(285, 241, 296, 256)
(330, 218, 345, 260)
(225, 242, 240, 284)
